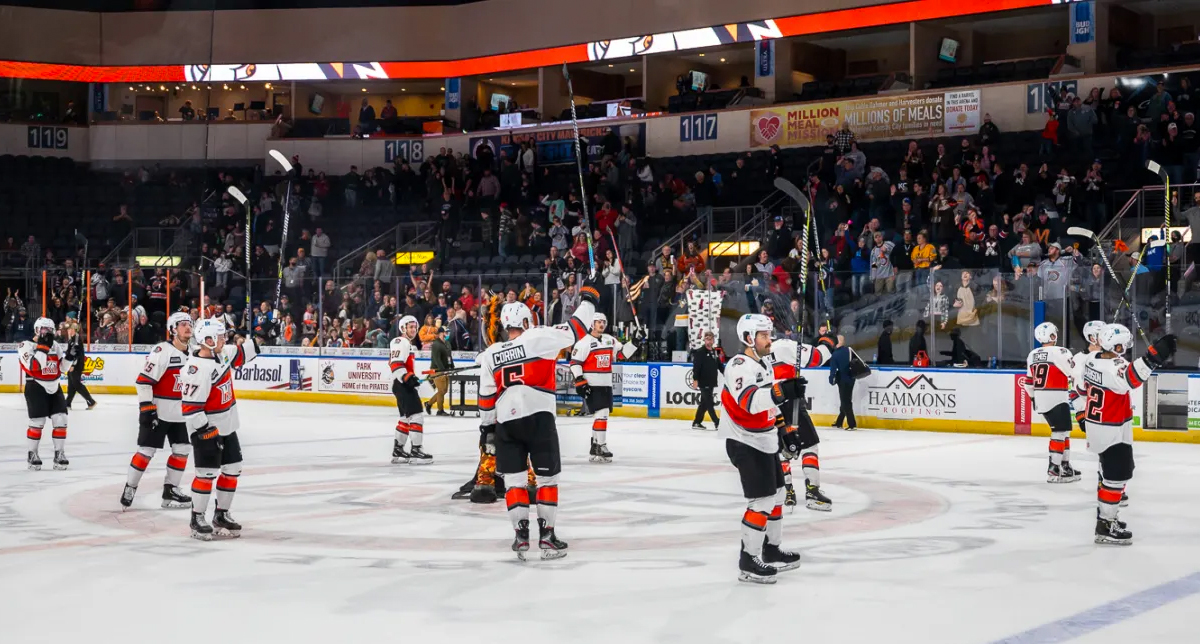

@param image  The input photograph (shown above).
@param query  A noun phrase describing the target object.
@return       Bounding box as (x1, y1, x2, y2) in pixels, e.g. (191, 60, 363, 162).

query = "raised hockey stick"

(562, 63, 596, 279)
(773, 177, 820, 334)
(226, 186, 251, 329)
(1067, 226, 1161, 342)
(1146, 161, 1172, 332)
(268, 150, 294, 312)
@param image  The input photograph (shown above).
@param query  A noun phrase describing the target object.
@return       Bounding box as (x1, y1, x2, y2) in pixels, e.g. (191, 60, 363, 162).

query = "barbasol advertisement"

(233, 356, 312, 391)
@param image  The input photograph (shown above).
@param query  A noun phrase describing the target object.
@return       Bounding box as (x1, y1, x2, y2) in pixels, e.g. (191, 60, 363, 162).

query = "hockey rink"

(2, 396, 1200, 644)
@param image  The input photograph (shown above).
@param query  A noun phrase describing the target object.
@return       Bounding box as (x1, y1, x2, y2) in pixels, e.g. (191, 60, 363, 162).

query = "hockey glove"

(770, 379, 802, 405)
(776, 417, 802, 460)
(479, 423, 497, 455)
(795, 376, 808, 400)
(580, 277, 602, 307)
(1144, 334, 1178, 368)
(138, 403, 158, 432)
(573, 376, 592, 399)
(402, 372, 421, 389)
(35, 331, 55, 354)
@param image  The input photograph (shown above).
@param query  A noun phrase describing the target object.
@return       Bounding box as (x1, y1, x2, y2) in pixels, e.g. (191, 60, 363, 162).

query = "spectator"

(953, 270, 979, 327)
(753, 249, 775, 276)
(214, 252, 232, 288)
(1066, 97, 1097, 161)
(876, 320, 894, 365)
(179, 100, 196, 121)
(869, 231, 896, 294)
(693, 171, 716, 221)
(925, 280, 949, 330)
(765, 215, 792, 260)
(654, 245, 676, 274)
(909, 319, 929, 364)
(358, 98, 376, 133)
(380, 99, 397, 121)
(978, 113, 1000, 148)
(344, 165, 361, 209)
(1040, 111, 1059, 160)
(615, 205, 638, 259)
(833, 121, 855, 155)
(1147, 80, 1171, 125)
(373, 249, 393, 288)
(1007, 230, 1042, 269)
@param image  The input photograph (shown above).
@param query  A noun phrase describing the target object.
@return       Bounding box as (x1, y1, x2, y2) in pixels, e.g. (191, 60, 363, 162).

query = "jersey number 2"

(1085, 387, 1106, 423)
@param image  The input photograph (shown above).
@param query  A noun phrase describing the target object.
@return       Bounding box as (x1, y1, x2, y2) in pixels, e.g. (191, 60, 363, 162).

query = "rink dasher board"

(2, 348, 1199, 444)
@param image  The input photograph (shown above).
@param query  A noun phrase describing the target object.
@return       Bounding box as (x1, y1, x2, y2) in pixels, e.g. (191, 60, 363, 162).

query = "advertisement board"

(470, 121, 645, 166)
(748, 90, 981, 148)
(233, 356, 312, 391)
(317, 358, 392, 394)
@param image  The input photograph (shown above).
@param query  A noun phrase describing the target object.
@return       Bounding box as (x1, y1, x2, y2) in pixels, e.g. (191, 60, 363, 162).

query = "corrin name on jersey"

(494, 345, 527, 365)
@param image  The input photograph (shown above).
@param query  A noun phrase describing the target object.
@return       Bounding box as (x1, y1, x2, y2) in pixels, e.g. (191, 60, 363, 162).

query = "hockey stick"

(420, 365, 480, 382)
(268, 150, 294, 312)
(562, 63, 596, 279)
(1067, 226, 1162, 342)
(607, 228, 645, 335)
(226, 186, 251, 329)
(1146, 161, 1172, 332)
(773, 177, 820, 334)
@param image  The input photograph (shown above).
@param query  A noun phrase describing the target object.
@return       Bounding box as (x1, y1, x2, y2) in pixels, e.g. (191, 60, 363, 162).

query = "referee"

(63, 324, 96, 410)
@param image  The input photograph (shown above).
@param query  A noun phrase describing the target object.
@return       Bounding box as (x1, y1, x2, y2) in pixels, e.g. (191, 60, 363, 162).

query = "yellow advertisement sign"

(748, 90, 981, 148)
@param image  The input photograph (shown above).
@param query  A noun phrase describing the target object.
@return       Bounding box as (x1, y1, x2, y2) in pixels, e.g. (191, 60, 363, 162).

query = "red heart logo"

(756, 115, 781, 143)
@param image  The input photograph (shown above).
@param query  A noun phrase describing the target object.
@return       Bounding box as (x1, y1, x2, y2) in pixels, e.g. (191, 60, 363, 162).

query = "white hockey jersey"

(388, 336, 416, 384)
(719, 351, 780, 454)
(136, 341, 189, 422)
(569, 332, 636, 387)
(769, 339, 832, 381)
(477, 301, 593, 425)
(18, 340, 64, 394)
(182, 338, 259, 436)
(1071, 349, 1099, 417)
(1079, 353, 1151, 454)
(1024, 345, 1075, 412)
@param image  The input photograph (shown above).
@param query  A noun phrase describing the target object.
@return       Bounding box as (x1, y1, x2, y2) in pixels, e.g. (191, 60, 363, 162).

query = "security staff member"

(690, 330, 723, 430)
(63, 324, 96, 410)
(827, 335, 857, 430)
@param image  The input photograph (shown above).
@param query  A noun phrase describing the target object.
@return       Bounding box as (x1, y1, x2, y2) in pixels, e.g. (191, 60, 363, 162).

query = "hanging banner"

(748, 89, 981, 148)
(470, 121, 645, 165)
(756, 40, 775, 78)
(445, 78, 461, 110)
(1071, 1, 1095, 45)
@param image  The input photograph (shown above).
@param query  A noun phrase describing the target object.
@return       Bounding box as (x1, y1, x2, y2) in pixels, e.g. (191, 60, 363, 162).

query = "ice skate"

(512, 519, 530, 561)
(120, 484, 136, 509)
(52, 450, 69, 470)
(762, 543, 801, 571)
(212, 510, 242, 538)
(784, 484, 797, 509)
(161, 485, 191, 509)
(537, 518, 568, 560)
(468, 484, 498, 504)
(738, 550, 777, 584)
(1059, 462, 1082, 483)
(391, 441, 410, 464)
(408, 446, 433, 464)
(589, 441, 612, 464)
(27, 451, 42, 471)
(1120, 491, 1130, 507)
(1094, 518, 1132, 545)
(190, 512, 214, 541)
(805, 484, 832, 512)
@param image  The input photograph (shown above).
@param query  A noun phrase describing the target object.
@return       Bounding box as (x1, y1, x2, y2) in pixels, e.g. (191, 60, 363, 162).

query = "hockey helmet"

(1099, 324, 1132, 354)
(501, 302, 533, 330)
(194, 318, 226, 348)
(33, 317, 56, 336)
(167, 312, 193, 337)
(1082, 320, 1106, 345)
(1034, 321, 1058, 345)
(592, 312, 608, 329)
(398, 315, 419, 337)
(737, 314, 773, 346)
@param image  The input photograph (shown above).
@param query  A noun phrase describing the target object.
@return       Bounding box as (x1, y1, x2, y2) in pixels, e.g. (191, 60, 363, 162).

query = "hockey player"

(1081, 325, 1175, 544)
(1025, 322, 1081, 483)
(722, 314, 805, 584)
(476, 277, 600, 560)
(121, 312, 195, 509)
(769, 335, 834, 510)
(570, 312, 637, 463)
(19, 317, 69, 470)
(181, 318, 260, 540)
(389, 315, 432, 464)
(1071, 320, 1107, 433)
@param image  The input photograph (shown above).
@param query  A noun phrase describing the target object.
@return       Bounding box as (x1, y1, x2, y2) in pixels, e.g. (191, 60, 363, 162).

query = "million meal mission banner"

(749, 89, 981, 148)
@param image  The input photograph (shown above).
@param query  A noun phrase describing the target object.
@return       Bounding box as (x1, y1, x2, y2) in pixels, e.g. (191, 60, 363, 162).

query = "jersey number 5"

(501, 365, 525, 388)
(1085, 386, 1106, 423)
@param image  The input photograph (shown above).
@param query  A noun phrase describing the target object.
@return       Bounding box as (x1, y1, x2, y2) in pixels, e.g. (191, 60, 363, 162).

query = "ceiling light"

(239, 84, 245, 89)
(720, 58, 726, 62)
(265, 83, 272, 89)
(608, 64, 613, 68)
(440, 86, 446, 91)
(511, 82, 516, 86)
(401, 88, 406, 92)
(361, 88, 367, 92)
(159, 85, 165, 90)
(128, 86, 134, 91)
(630, 68, 636, 72)
(222, 84, 228, 90)
(698, 53, 705, 57)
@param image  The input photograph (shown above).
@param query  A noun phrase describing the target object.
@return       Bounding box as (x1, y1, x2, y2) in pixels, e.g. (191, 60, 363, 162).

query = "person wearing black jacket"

(827, 337, 857, 430)
(877, 320, 894, 365)
(909, 319, 929, 364)
(426, 325, 453, 416)
(63, 324, 96, 410)
(690, 331, 723, 430)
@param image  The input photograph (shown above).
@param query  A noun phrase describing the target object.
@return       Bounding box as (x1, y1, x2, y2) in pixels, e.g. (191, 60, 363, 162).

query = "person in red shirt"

(595, 201, 618, 235)
(459, 286, 476, 315)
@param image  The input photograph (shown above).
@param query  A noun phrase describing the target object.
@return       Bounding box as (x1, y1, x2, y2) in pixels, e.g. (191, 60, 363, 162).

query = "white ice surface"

(2, 395, 1199, 644)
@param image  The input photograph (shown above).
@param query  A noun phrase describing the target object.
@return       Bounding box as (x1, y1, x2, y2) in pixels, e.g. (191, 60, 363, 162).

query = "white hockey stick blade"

(226, 186, 248, 205)
(1066, 226, 1097, 240)
(773, 177, 811, 211)
(1146, 160, 1163, 175)
(268, 149, 293, 173)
